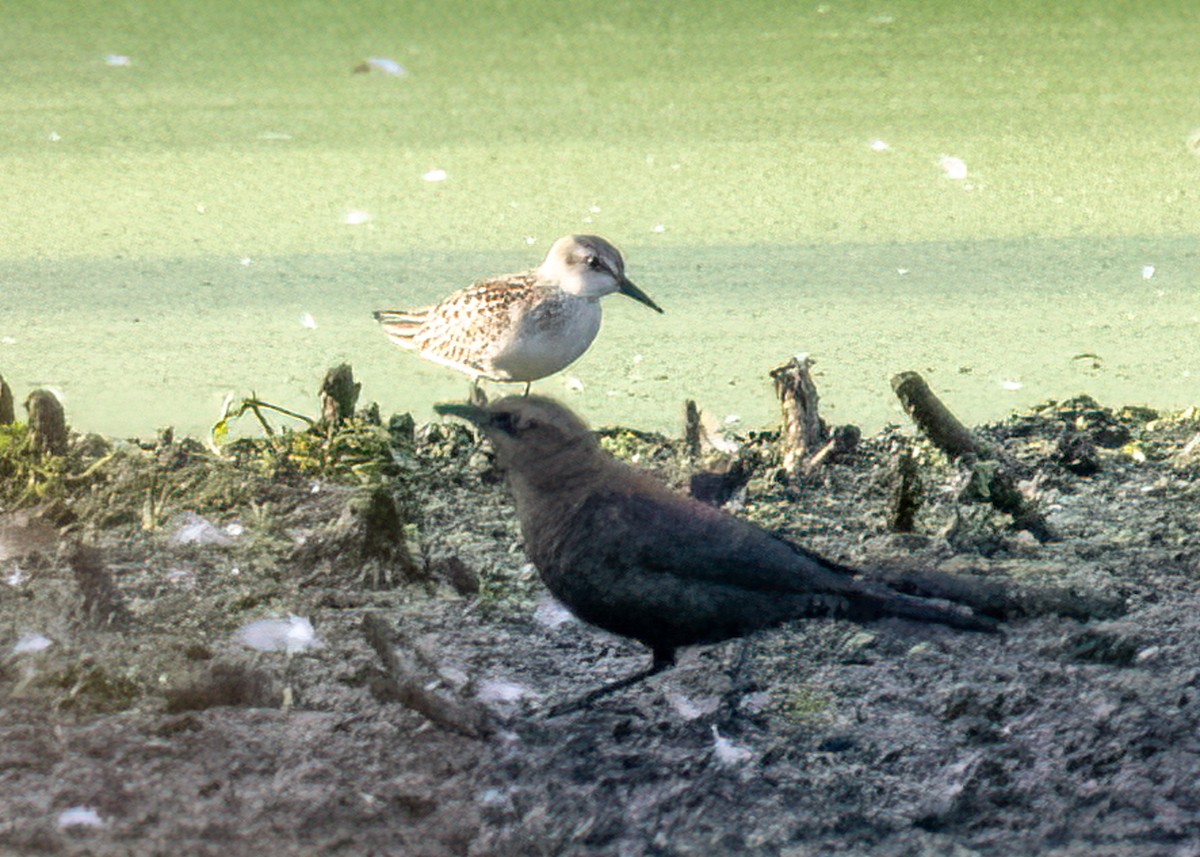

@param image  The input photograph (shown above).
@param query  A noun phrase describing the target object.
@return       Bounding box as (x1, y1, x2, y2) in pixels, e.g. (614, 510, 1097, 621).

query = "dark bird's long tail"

(838, 581, 1000, 632)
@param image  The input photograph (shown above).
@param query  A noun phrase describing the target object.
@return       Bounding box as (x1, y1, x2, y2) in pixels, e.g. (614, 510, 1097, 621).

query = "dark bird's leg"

(545, 646, 676, 718)
(727, 634, 760, 692)
(714, 635, 763, 726)
(522, 381, 531, 397)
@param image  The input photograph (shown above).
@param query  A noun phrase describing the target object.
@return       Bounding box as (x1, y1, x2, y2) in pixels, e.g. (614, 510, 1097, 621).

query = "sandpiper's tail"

(373, 309, 427, 351)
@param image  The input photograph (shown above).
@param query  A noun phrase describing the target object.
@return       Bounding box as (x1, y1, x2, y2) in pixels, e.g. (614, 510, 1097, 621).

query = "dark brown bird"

(437, 396, 994, 704)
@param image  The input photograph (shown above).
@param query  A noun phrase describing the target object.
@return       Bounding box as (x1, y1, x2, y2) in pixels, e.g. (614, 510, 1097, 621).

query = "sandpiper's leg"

(522, 382, 531, 397)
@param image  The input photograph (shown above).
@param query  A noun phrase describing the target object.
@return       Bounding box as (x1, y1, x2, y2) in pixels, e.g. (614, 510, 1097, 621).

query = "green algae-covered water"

(3, 1, 1199, 438)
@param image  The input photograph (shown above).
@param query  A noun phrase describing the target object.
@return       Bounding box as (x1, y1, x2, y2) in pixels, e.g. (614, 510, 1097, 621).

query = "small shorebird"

(373, 235, 662, 394)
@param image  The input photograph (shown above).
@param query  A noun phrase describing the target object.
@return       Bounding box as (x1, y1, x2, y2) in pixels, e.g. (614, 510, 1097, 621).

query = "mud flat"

(2, 368, 1199, 856)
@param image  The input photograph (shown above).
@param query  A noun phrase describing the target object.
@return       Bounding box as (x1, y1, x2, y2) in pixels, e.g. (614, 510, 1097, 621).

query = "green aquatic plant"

(783, 684, 833, 724)
(0, 423, 68, 507)
(211, 395, 417, 487)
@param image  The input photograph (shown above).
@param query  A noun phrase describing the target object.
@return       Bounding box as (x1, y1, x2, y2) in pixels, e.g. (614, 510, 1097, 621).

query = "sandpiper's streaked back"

(373, 235, 662, 392)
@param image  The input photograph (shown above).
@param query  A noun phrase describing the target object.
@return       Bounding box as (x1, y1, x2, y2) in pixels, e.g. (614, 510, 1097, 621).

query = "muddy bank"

(2, 377, 1199, 856)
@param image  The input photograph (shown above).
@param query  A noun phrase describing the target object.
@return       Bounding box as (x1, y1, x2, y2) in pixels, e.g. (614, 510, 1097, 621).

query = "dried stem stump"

(889, 445, 923, 533)
(890, 371, 983, 459)
(770, 355, 827, 476)
(25, 389, 68, 456)
(0, 375, 13, 425)
(362, 613, 492, 739)
(684, 399, 702, 460)
(890, 370, 1057, 542)
(320, 363, 362, 427)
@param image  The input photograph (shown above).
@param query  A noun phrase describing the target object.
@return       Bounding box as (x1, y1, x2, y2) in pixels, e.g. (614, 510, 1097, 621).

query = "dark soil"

(3, 394, 1200, 856)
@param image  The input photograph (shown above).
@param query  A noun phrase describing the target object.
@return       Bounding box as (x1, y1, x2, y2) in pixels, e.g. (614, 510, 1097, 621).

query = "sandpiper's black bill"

(618, 277, 664, 314)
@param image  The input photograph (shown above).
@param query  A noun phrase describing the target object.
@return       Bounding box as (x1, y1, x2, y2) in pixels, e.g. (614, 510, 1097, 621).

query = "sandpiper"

(373, 235, 662, 394)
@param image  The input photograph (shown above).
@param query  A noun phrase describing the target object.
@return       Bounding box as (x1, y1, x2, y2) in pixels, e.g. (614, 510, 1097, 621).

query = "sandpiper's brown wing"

(374, 271, 541, 378)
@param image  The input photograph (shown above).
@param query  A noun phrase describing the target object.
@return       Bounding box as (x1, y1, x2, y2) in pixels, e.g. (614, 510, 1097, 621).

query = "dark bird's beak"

(617, 277, 664, 314)
(434, 402, 488, 426)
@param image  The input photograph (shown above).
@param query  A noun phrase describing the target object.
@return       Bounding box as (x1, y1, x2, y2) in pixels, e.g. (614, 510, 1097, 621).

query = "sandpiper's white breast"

(487, 292, 602, 382)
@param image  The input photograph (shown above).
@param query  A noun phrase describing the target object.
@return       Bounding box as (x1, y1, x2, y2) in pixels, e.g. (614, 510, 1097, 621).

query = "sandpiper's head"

(537, 235, 663, 313)
(435, 395, 600, 484)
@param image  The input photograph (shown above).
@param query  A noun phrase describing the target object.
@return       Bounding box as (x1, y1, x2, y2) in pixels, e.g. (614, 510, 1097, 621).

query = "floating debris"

(344, 210, 372, 226)
(651, 224, 666, 233)
(1000, 379, 1024, 391)
(1188, 128, 1200, 156)
(239, 257, 253, 267)
(13, 632, 52, 654)
(422, 169, 448, 183)
(1142, 264, 1156, 280)
(104, 54, 131, 67)
(869, 139, 891, 151)
(58, 806, 106, 829)
(171, 512, 234, 547)
(48, 131, 61, 142)
(300, 312, 318, 330)
(354, 57, 407, 76)
(237, 615, 322, 654)
(563, 376, 585, 394)
(939, 155, 968, 180)
(256, 131, 293, 141)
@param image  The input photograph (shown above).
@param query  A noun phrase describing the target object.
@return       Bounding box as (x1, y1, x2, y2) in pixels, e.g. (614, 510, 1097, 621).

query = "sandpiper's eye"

(585, 255, 601, 270)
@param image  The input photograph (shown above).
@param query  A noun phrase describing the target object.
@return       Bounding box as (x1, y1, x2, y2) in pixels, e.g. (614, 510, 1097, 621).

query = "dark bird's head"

(435, 395, 603, 488)
(537, 234, 663, 314)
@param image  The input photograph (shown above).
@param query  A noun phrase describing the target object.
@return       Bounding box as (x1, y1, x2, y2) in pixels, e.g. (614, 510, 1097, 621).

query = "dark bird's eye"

(491, 412, 519, 435)
(585, 255, 601, 270)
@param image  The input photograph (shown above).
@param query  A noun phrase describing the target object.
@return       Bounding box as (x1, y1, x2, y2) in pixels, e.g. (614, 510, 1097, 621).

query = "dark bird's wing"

(547, 485, 993, 643)
(586, 487, 862, 596)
